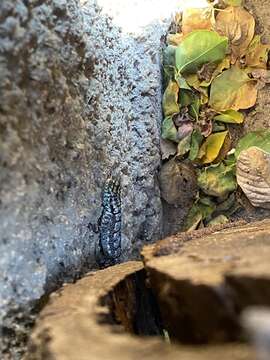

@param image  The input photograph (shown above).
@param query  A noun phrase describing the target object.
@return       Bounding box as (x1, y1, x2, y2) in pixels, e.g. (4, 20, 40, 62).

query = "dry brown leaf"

(245, 35, 269, 69)
(167, 33, 183, 46)
(160, 139, 177, 160)
(200, 56, 231, 86)
(182, 7, 214, 35)
(215, 6, 255, 63)
(159, 159, 197, 206)
(185, 73, 209, 103)
(234, 81, 257, 109)
(197, 62, 218, 82)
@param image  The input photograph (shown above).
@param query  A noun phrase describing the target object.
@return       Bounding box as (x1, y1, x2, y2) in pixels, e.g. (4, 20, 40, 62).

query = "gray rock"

(0, 0, 176, 357)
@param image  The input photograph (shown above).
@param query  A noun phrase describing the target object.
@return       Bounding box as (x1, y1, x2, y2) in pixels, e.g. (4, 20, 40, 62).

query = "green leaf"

(163, 80, 179, 116)
(209, 66, 257, 111)
(212, 122, 227, 132)
(214, 109, 244, 124)
(177, 134, 192, 157)
(235, 130, 270, 158)
(179, 90, 196, 107)
(161, 117, 179, 143)
(189, 96, 200, 121)
(198, 131, 228, 164)
(189, 130, 203, 161)
(224, 152, 237, 167)
(197, 162, 237, 198)
(184, 73, 209, 104)
(175, 73, 192, 90)
(175, 30, 228, 74)
(164, 66, 174, 86)
(184, 208, 202, 232)
(184, 195, 216, 231)
(163, 46, 177, 86)
(163, 45, 176, 68)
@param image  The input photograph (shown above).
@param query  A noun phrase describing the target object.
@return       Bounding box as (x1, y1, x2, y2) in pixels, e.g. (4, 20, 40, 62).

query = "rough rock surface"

(0, 0, 176, 357)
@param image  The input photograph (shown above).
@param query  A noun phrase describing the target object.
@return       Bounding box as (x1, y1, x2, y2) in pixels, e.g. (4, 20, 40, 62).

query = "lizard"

(92, 177, 122, 268)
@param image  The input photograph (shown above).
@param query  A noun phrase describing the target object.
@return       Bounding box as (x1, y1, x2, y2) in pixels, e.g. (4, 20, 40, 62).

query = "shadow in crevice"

(98, 269, 164, 337)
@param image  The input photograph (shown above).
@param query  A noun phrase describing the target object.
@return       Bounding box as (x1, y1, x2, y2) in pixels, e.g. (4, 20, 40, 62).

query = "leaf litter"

(161, 1, 270, 231)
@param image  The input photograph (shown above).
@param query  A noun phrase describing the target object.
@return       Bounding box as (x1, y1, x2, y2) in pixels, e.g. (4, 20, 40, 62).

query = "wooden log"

(142, 219, 270, 345)
(25, 261, 252, 359)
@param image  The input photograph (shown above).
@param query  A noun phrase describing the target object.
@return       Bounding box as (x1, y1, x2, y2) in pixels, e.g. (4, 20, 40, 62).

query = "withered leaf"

(200, 56, 231, 87)
(214, 109, 244, 124)
(245, 35, 269, 69)
(215, 6, 255, 63)
(184, 195, 216, 231)
(177, 121, 194, 140)
(197, 62, 218, 83)
(177, 133, 192, 157)
(167, 33, 183, 46)
(209, 66, 257, 111)
(185, 73, 209, 103)
(160, 139, 177, 160)
(189, 129, 203, 161)
(159, 159, 197, 206)
(161, 117, 179, 143)
(198, 131, 228, 164)
(182, 7, 214, 36)
(173, 108, 192, 126)
(197, 161, 237, 197)
(162, 80, 179, 116)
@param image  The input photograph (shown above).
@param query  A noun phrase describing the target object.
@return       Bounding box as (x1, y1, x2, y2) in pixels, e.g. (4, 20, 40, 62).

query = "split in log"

(142, 219, 270, 345)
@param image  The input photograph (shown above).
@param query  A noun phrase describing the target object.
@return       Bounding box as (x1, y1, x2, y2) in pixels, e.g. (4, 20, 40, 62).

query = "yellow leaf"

(245, 35, 270, 69)
(198, 131, 228, 164)
(214, 109, 244, 124)
(167, 33, 183, 46)
(162, 80, 179, 116)
(209, 66, 257, 111)
(182, 7, 214, 36)
(215, 6, 255, 63)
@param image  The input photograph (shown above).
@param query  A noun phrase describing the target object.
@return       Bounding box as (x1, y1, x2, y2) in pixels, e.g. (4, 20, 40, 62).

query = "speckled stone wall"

(0, 0, 172, 357)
